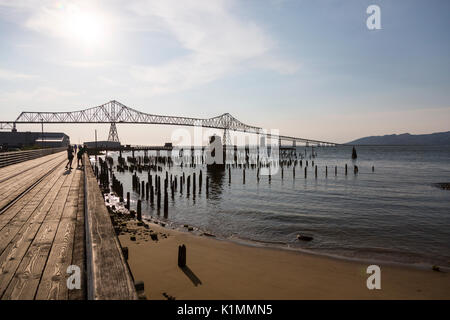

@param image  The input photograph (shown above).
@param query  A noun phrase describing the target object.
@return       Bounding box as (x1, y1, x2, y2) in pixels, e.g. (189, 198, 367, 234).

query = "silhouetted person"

(77, 145, 84, 168)
(66, 145, 74, 170)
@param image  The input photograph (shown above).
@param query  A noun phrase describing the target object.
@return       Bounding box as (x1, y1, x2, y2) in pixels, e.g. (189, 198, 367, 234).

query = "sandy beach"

(117, 218, 450, 300)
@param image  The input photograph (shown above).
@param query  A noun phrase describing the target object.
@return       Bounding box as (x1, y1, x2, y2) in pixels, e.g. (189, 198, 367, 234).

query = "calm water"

(103, 145, 450, 268)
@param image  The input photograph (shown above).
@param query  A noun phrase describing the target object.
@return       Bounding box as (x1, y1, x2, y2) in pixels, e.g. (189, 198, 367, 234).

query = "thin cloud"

(0, 68, 36, 80)
(0, 0, 300, 97)
(127, 0, 299, 93)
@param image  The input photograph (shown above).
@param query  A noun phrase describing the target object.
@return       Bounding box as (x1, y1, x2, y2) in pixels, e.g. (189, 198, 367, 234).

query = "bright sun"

(63, 6, 107, 48)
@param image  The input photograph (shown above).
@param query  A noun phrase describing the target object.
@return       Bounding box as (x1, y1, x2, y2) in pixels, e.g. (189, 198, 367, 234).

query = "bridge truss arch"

(0, 100, 339, 146)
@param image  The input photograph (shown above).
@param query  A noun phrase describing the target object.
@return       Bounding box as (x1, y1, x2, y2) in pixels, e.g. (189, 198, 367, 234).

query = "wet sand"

(117, 219, 450, 300)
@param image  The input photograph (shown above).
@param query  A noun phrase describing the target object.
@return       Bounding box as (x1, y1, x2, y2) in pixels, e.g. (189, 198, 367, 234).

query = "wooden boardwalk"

(0, 151, 136, 300)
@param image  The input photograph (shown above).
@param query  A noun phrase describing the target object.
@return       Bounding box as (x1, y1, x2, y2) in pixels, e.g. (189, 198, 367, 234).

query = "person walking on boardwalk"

(66, 145, 74, 170)
(77, 145, 84, 168)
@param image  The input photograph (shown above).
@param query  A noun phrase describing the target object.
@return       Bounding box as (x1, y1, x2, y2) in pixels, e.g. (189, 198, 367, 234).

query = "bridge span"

(0, 100, 340, 147)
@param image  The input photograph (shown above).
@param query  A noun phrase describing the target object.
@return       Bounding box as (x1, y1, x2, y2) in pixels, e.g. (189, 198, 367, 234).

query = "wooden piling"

(126, 192, 130, 210)
(150, 186, 154, 204)
(157, 186, 161, 210)
(180, 176, 183, 194)
(178, 245, 186, 268)
(193, 172, 196, 194)
(164, 190, 168, 217)
(187, 176, 191, 195)
(269, 167, 271, 183)
(137, 200, 142, 221)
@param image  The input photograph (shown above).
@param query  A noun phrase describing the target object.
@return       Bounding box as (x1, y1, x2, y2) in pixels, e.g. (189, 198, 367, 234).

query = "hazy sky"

(0, 0, 449, 145)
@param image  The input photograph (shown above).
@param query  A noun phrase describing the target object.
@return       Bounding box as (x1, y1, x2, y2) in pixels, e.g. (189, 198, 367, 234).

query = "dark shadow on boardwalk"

(181, 266, 202, 286)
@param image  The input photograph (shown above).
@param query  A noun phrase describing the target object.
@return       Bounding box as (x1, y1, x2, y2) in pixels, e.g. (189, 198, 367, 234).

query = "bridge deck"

(0, 152, 136, 300)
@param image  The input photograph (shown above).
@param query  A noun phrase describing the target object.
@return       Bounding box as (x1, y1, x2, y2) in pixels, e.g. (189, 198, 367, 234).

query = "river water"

(102, 145, 450, 268)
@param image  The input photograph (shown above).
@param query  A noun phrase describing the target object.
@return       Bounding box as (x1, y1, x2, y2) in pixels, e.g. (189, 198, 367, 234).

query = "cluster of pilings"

(96, 146, 373, 223)
(116, 155, 172, 174)
(127, 165, 211, 218)
(96, 157, 110, 193)
(102, 151, 217, 220)
(111, 173, 124, 201)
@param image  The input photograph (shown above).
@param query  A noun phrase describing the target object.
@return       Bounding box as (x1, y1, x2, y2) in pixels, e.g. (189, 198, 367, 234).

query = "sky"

(0, 0, 449, 145)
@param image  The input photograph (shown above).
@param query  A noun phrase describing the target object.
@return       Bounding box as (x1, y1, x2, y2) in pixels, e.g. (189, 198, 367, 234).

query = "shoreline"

(116, 217, 450, 300)
(132, 212, 450, 273)
(105, 195, 448, 273)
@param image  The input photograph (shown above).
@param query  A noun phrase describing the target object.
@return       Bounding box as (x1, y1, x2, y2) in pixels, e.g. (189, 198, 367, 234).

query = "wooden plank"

(0, 152, 65, 184)
(0, 165, 69, 298)
(0, 148, 66, 170)
(83, 154, 137, 300)
(0, 153, 65, 190)
(0, 154, 66, 210)
(1, 168, 76, 300)
(0, 152, 63, 181)
(68, 169, 86, 300)
(35, 169, 82, 300)
(0, 166, 66, 255)
(0, 173, 56, 230)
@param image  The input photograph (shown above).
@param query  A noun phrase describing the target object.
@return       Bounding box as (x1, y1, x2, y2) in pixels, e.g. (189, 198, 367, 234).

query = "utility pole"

(41, 118, 44, 149)
(95, 129, 98, 165)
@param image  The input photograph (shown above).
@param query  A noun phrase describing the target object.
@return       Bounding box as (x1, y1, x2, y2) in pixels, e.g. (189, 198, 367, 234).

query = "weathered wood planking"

(0, 152, 64, 181)
(35, 169, 82, 300)
(83, 154, 137, 300)
(0, 153, 135, 300)
(0, 152, 65, 188)
(0, 166, 65, 255)
(0, 165, 69, 298)
(68, 169, 86, 300)
(1, 166, 76, 300)
(0, 154, 66, 210)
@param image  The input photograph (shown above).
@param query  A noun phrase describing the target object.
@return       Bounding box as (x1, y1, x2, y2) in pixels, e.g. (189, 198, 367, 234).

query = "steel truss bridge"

(0, 100, 340, 147)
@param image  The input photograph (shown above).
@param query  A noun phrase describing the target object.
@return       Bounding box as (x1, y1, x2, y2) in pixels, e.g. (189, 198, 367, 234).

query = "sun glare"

(63, 6, 107, 48)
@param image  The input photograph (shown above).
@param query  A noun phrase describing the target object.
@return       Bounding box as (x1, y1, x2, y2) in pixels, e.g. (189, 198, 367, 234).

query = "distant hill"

(348, 131, 450, 145)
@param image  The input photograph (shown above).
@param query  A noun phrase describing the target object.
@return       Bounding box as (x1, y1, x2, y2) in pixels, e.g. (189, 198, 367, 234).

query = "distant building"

(0, 131, 70, 150)
(84, 141, 121, 149)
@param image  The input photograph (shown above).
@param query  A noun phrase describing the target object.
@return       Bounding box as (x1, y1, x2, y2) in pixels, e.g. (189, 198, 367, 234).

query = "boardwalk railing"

(0, 147, 66, 168)
(83, 154, 138, 300)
